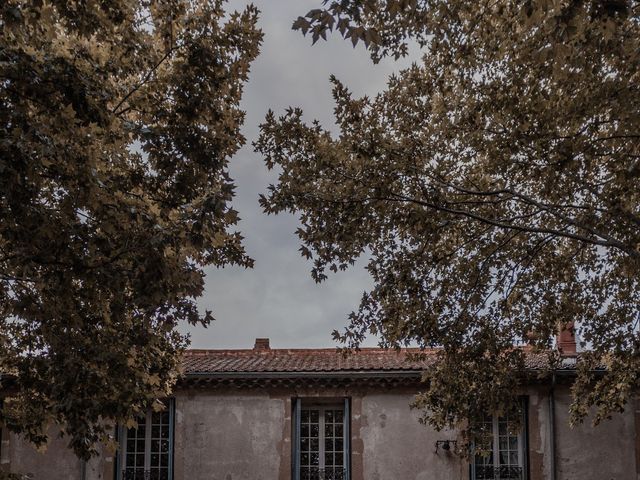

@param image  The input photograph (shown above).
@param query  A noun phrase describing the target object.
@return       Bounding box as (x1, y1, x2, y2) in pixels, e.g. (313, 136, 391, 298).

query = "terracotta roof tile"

(181, 347, 551, 376)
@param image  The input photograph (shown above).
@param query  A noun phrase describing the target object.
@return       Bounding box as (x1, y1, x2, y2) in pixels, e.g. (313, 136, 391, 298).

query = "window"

(471, 409, 527, 480)
(293, 398, 350, 480)
(117, 400, 174, 480)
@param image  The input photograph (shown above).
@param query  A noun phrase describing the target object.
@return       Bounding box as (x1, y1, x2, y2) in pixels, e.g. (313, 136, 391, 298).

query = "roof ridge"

(183, 347, 441, 356)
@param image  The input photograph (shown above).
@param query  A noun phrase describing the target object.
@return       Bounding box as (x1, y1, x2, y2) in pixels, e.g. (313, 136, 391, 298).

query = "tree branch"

(112, 45, 179, 117)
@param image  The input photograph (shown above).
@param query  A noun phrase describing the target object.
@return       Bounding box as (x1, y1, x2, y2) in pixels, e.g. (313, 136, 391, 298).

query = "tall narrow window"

(471, 410, 526, 480)
(293, 399, 350, 480)
(118, 400, 174, 480)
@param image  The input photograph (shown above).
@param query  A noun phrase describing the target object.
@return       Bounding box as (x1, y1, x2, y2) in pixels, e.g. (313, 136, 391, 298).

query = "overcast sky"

(180, 0, 416, 350)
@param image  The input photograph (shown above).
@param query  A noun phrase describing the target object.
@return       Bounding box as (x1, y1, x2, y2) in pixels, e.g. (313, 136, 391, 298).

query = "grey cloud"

(181, 0, 416, 349)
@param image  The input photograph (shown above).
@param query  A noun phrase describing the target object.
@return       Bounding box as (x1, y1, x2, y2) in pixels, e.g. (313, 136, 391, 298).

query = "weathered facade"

(1, 336, 638, 480)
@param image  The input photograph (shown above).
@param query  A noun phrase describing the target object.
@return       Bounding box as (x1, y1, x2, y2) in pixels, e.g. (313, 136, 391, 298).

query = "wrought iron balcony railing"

(475, 466, 523, 480)
(300, 467, 347, 480)
(121, 470, 149, 480)
(121, 469, 170, 480)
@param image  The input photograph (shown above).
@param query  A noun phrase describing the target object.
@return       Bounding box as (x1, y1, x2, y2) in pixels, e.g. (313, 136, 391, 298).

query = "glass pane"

(509, 436, 518, 449)
(297, 405, 346, 474)
(475, 452, 493, 467)
(122, 407, 173, 480)
(498, 421, 507, 435)
(499, 437, 508, 450)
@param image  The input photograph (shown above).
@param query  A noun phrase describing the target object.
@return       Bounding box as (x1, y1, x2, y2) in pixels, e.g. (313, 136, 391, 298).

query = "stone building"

(1, 333, 638, 480)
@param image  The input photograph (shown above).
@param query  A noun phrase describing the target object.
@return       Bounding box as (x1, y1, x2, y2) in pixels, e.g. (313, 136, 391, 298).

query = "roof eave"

(182, 369, 426, 380)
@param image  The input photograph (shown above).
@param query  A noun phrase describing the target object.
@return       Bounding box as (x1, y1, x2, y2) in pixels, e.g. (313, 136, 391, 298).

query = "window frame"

(470, 398, 529, 480)
(115, 399, 175, 480)
(292, 397, 351, 480)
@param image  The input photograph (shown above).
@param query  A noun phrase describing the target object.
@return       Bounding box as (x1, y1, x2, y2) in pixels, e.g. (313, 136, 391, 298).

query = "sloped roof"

(181, 347, 551, 376)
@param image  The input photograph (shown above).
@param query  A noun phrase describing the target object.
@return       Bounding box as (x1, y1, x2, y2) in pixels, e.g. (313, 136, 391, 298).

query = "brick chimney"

(254, 338, 270, 351)
(556, 322, 576, 355)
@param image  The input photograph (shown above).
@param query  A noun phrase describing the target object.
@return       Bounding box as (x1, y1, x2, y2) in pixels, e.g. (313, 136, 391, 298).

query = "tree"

(256, 0, 640, 443)
(0, 0, 261, 458)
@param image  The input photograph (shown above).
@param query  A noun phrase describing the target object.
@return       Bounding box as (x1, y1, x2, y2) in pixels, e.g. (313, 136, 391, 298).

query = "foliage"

(0, 0, 261, 458)
(0, 472, 24, 480)
(257, 0, 640, 442)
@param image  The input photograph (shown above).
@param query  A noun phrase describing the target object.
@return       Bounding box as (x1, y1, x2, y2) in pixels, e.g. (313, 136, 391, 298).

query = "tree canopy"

(0, 0, 261, 458)
(256, 0, 640, 441)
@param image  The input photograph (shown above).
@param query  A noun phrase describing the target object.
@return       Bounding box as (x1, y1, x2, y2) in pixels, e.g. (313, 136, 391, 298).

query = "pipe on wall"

(549, 372, 556, 480)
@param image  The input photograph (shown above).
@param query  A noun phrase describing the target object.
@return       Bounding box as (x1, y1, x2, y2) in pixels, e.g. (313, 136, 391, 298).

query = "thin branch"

(386, 191, 639, 258)
(431, 179, 635, 253)
(112, 45, 179, 116)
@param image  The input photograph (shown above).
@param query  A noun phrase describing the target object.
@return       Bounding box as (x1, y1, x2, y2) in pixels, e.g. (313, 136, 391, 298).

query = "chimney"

(254, 338, 270, 351)
(556, 322, 576, 355)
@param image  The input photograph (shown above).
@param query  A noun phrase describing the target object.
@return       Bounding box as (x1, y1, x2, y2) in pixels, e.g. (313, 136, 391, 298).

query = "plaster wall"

(553, 385, 636, 480)
(359, 392, 466, 480)
(2, 386, 639, 480)
(173, 390, 287, 480)
(525, 388, 553, 480)
(3, 427, 110, 480)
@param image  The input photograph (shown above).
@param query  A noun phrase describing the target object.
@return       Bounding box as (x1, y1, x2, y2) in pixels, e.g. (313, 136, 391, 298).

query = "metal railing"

(120, 470, 169, 480)
(121, 471, 150, 480)
(300, 467, 347, 480)
(474, 466, 523, 480)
